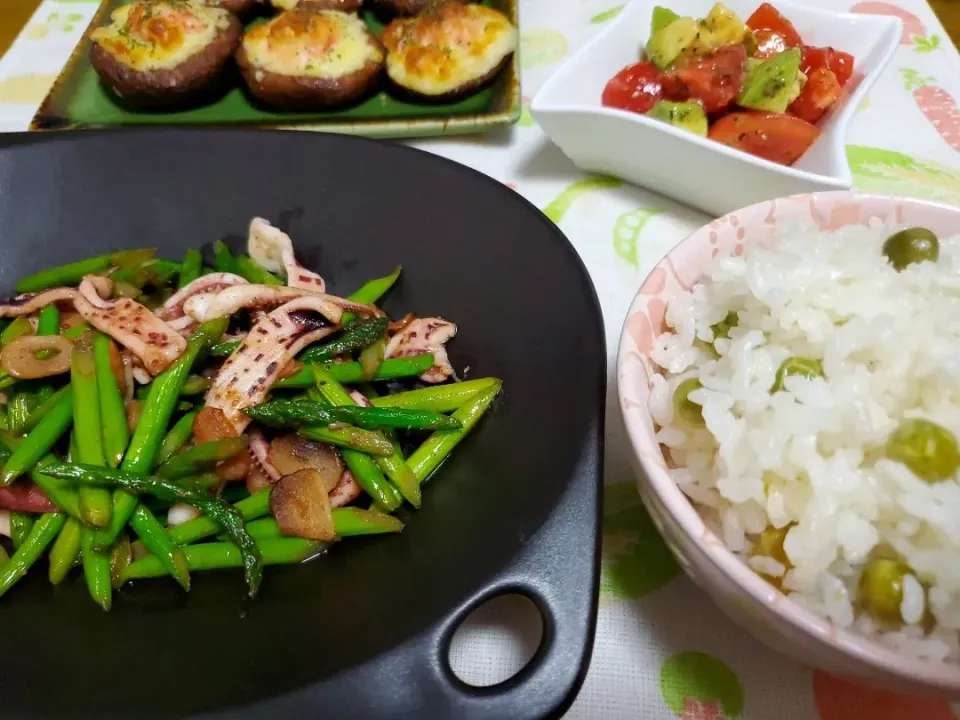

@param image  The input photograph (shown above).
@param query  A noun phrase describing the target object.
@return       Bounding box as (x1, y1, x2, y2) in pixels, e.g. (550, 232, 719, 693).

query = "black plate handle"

(417, 443, 602, 720)
(434, 578, 590, 719)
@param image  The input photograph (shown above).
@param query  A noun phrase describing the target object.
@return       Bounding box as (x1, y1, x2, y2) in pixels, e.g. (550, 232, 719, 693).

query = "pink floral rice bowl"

(616, 190, 960, 697)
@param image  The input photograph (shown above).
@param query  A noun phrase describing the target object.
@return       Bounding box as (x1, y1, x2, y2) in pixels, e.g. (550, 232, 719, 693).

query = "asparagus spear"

(71, 339, 111, 528)
(10, 512, 34, 549)
(168, 490, 272, 546)
(126, 537, 319, 579)
(296, 425, 395, 456)
(0, 513, 65, 598)
(0, 317, 32, 346)
(235, 256, 282, 286)
(7, 392, 32, 436)
(81, 528, 112, 610)
(44, 462, 261, 597)
(48, 517, 82, 585)
(275, 355, 434, 389)
(155, 411, 198, 466)
(93, 334, 130, 468)
(156, 437, 248, 479)
(0, 388, 73, 486)
(169, 491, 403, 546)
(407, 381, 501, 483)
(312, 365, 420, 508)
(209, 340, 241, 358)
(21, 385, 70, 434)
(178, 249, 203, 289)
(299, 318, 388, 364)
(15, 249, 155, 293)
(213, 240, 239, 274)
(129, 505, 190, 591)
(369, 377, 498, 412)
(341, 267, 401, 325)
(245, 400, 461, 431)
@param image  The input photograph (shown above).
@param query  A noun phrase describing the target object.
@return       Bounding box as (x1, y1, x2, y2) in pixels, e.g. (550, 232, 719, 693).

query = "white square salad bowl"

(530, 0, 902, 217)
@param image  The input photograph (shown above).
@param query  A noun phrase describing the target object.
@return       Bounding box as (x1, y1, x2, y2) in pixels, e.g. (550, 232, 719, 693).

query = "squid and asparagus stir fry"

(0, 218, 500, 607)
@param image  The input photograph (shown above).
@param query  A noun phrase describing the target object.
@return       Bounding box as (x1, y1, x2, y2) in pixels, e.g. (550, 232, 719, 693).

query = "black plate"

(0, 129, 604, 720)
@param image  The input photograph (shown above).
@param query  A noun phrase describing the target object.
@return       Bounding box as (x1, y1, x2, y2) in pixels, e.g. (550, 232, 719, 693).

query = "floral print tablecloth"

(3, 0, 960, 717)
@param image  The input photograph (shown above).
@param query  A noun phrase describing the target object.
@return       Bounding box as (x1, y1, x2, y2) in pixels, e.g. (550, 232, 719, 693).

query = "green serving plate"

(30, 0, 520, 138)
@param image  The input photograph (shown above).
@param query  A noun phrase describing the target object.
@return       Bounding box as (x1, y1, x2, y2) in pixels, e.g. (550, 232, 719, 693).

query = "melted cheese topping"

(242, 10, 383, 79)
(381, 2, 516, 97)
(91, 0, 232, 71)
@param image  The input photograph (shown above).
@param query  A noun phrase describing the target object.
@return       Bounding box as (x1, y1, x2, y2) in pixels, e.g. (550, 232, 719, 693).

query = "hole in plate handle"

(445, 590, 547, 690)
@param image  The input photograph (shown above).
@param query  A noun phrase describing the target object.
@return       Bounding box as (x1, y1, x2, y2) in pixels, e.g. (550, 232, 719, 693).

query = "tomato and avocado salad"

(601, 2, 856, 166)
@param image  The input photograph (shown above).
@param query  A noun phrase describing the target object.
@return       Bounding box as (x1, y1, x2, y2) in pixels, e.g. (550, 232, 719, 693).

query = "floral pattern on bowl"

(617, 189, 960, 697)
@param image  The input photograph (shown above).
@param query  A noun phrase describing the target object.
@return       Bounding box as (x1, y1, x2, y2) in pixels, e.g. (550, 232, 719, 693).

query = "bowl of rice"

(617, 190, 960, 696)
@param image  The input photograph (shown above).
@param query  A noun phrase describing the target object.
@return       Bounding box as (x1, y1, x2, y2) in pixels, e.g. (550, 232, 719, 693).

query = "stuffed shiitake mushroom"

(380, 1, 516, 102)
(236, 9, 385, 110)
(90, 0, 241, 108)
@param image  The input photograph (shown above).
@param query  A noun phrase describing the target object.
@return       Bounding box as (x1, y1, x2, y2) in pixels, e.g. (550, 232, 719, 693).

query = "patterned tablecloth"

(4, 0, 960, 717)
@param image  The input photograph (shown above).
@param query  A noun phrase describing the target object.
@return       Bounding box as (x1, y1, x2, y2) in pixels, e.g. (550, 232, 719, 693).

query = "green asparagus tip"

(94, 595, 112, 612)
(81, 506, 111, 529)
(172, 550, 192, 592)
(362, 509, 405, 533)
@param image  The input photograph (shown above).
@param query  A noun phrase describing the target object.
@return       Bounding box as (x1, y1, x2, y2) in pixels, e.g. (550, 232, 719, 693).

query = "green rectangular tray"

(31, 0, 520, 138)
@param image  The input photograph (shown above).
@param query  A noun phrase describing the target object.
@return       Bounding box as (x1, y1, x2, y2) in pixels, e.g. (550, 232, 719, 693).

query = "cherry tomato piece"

(789, 67, 842, 123)
(746, 3, 803, 48)
(801, 45, 855, 87)
(661, 45, 747, 113)
(709, 112, 820, 166)
(602, 61, 664, 114)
